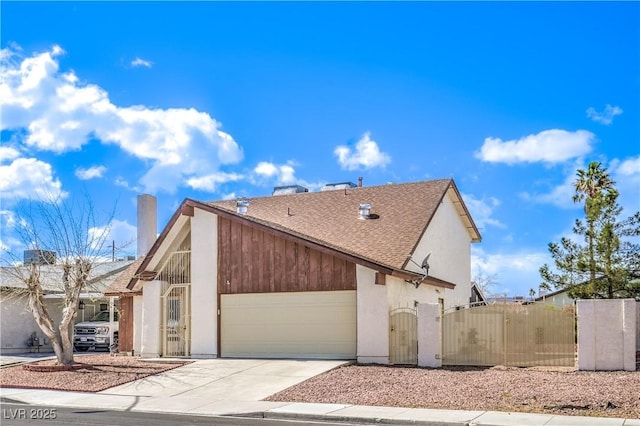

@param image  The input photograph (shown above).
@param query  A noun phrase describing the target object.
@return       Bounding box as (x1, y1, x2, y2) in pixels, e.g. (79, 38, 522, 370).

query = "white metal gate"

(389, 307, 418, 365)
(157, 250, 192, 357)
(161, 284, 190, 357)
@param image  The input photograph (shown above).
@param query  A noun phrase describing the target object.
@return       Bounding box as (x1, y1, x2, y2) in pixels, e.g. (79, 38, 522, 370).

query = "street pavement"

(1, 353, 638, 426)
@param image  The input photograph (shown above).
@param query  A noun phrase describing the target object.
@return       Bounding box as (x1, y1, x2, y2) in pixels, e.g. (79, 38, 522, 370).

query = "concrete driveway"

(97, 358, 348, 414)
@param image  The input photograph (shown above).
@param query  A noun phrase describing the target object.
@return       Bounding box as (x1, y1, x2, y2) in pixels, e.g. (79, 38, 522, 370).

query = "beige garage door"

(221, 290, 356, 359)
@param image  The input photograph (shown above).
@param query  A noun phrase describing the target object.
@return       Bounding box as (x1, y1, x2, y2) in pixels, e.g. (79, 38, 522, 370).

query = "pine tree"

(539, 162, 640, 300)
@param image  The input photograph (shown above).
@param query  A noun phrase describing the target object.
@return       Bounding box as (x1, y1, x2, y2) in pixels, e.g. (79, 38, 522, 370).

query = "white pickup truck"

(73, 310, 118, 351)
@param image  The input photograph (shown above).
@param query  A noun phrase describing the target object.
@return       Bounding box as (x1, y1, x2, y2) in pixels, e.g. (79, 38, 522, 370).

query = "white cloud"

(471, 247, 551, 297)
(253, 161, 297, 185)
(0, 210, 24, 253)
(0, 45, 244, 193)
(0, 146, 20, 162)
(131, 57, 153, 68)
(75, 165, 107, 180)
(114, 177, 141, 192)
(613, 156, 640, 177)
(0, 157, 65, 202)
(222, 192, 238, 201)
(611, 155, 640, 216)
(250, 160, 325, 192)
(254, 161, 278, 178)
(186, 171, 243, 192)
(586, 104, 623, 125)
(476, 129, 594, 165)
(523, 156, 640, 212)
(88, 219, 137, 254)
(520, 161, 580, 209)
(334, 132, 391, 170)
(461, 193, 506, 230)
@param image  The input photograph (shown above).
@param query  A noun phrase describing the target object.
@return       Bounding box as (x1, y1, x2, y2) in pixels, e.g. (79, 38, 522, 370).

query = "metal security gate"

(389, 308, 418, 365)
(158, 250, 192, 357)
(442, 304, 576, 367)
(161, 284, 190, 357)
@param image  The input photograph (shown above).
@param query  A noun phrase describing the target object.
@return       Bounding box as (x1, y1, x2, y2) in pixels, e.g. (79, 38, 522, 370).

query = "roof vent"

(236, 199, 249, 214)
(272, 185, 309, 196)
(321, 182, 357, 191)
(358, 203, 372, 219)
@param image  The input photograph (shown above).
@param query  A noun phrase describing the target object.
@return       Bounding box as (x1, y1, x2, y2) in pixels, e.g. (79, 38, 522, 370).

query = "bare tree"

(472, 268, 499, 299)
(2, 193, 115, 366)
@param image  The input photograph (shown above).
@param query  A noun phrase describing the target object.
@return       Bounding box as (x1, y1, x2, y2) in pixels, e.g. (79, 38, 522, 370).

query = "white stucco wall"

(140, 280, 162, 358)
(133, 295, 143, 355)
(408, 190, 472, 310)
(1, 292, 108, 354)
(387, 275, 441, 309)
(356, 265, 389, 364)
(1, 294, 47, 353)
(577, 299, 637, 371)
(189, 210, 218, 358)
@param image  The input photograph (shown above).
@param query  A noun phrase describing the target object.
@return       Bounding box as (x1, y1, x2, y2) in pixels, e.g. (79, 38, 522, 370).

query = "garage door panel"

(221, 290, 356, 359)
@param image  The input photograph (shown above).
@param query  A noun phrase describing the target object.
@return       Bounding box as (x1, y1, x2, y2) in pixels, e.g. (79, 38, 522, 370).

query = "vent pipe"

(358, 176, 363, 187)
(358, 203, 372, 219)
(236, 199, 249, 214)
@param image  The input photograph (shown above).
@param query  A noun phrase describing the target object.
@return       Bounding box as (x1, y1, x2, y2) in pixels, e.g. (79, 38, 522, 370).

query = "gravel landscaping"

(2, 354, 639, 418)
(266, 364, 640, 419)
(0, 354, 190, 392)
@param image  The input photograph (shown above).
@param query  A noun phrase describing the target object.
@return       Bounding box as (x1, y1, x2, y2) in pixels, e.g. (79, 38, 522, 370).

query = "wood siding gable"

(218, 216, 356, 294)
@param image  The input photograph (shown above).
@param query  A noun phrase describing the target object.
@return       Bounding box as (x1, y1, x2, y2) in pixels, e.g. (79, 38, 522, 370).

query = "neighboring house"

(535, 287, 576, 308)
(469, 282, 487, 306)
(124, 179, 481, 363)
(0, 259, 134, 354)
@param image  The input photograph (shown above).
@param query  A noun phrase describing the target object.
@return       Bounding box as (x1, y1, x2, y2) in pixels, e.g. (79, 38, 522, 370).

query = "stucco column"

(577, 299, 637, 371)
(140, 280, 162, 358)
(190, 209, 218, 358)
(356, 265, 389, 364)
(418, 303, 442, 368)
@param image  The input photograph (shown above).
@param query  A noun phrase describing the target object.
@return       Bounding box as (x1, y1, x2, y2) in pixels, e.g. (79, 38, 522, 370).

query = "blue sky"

(1, 2, 638, 297)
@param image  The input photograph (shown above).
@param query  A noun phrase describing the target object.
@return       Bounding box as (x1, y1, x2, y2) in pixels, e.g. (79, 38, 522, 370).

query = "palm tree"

(572, 162, 617, 283)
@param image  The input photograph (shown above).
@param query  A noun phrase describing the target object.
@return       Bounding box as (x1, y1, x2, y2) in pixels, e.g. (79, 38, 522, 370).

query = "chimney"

(358, 177, 363, 187)
(137, 194, 157, 258)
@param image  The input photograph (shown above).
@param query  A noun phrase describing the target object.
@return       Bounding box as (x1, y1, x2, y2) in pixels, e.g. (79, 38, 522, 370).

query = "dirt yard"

(267, 364, 640, 419)
(2, 355, 639, 418)
(0, 354, 190, 392)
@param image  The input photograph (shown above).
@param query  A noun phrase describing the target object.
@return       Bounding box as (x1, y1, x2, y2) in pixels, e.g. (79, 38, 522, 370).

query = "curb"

(262, 410, 470, 426)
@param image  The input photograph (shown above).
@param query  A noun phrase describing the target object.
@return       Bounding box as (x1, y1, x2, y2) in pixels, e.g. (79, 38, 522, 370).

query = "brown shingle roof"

(208, 179, 479, 271)
(104, 257, 144, 296)
(127, 179, 480, 290)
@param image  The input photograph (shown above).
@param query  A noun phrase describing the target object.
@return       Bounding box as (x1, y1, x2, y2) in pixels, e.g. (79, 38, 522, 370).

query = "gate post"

(418, 303, 441, 368)
(140, 280, 162, 358)
(577, 299, 637, 371)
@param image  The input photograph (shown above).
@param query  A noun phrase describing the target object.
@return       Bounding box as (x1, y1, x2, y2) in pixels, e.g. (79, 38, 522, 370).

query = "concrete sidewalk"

(1, 355, 638, 426)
